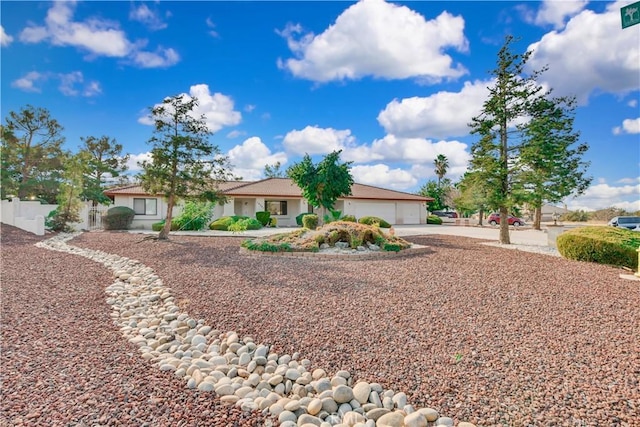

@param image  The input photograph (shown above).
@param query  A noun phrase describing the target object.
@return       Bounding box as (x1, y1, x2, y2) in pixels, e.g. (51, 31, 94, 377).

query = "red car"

(487, 213, 525, 227)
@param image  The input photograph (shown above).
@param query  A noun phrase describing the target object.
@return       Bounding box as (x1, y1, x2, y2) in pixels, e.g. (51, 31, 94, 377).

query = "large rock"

(353, 382, 371, 404)
(333, 385, 354, 404)
(375, 411, 404, 427)
(403, 411, 427, 427)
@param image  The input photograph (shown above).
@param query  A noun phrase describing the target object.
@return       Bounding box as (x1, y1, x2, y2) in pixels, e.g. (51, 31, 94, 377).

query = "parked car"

(608, 216, 640, 230)
(432, 211, 459, 218)
(487, 213, 525, 227)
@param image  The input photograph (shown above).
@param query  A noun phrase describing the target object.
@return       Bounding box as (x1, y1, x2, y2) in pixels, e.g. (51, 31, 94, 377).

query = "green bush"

(427, 215, 443, 225)
(296, 213, 313, 226)
(256, 211, 271, 227)
(171, 201, 214, 231)
(45, 207, 80, 232)
(152, 221, 164, 232)
(341, 214, 356, 222)
(556, 226, 640, 269)
(302, 214, 318, 229)
(269, 217, 277, 227)
(561, 210, 590, 222)
(228, 218, 262, 232)
(102, 206, 135, 230)
(323, 209, 343, 224)
(242, 239, 292, 252)
(209, 215, 249, 231)
(358, 216, 392, 228)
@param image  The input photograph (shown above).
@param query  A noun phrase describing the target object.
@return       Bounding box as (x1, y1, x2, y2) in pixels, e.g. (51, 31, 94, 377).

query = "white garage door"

(354, 202, 396, 224)
(396, 203, 421, 225)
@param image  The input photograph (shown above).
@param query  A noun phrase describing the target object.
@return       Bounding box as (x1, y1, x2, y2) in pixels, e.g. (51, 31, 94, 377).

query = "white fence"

(0, 198, 111, 236)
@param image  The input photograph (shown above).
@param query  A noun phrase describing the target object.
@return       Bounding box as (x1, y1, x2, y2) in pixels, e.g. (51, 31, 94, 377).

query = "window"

(265, 200, 287, 216)
(133, 198, 157, 215)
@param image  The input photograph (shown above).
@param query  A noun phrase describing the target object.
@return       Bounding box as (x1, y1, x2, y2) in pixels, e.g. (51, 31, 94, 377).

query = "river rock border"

(36, 233, 476, 427)
(239, 245, 431, 260)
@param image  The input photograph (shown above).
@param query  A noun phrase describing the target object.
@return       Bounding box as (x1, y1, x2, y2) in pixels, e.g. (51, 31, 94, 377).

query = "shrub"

(323, 209, 343, 224)
(242, 239, 292, 252)
(46, 207, 80, 232)
(302, 214, 318, 229)
(228, 218, 262, 232)
(561, 210, 590, 222)
(172, 201, 214, 231)
(296, 213, 313, 226)
(102, 206, 135, 230)
(256, 211, 271, 227)
(152, 221, 164, 232)
(358, 216, 392, 228)
(427, 215, 443, 225)
(341, 214, 356, 222)
(269, 217, 277, 227)
(556, 226, 640, 269)
(209, 215, 249, 231)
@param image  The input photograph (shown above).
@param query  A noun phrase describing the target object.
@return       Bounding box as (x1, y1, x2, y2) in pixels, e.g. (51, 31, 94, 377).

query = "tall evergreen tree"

(263, 161, 285, 178)
(78, 135, 130, 206)
(469, 36, 546, 244)
(1, 105, 67, 202)
(138, 94, 234, 240)
(518, 96, 591, 229)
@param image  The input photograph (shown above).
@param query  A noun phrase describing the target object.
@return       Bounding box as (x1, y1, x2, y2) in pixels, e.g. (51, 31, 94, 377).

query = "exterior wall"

(342, 199, 426, 225)
(112, 195, 181, 230)
(0, 198, 57, 235)
(396, 202, 427, 225)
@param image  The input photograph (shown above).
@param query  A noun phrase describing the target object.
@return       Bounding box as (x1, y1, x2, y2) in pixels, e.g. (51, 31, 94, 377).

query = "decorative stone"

(307, 398, 322, 415)
(353, 382, 371, 404)
(297, 414, 322, 426)
(403, 411, 427, 427)
(417, 408, 438, 422)
(278, 410, 297, 424)
(366, 408, 390, 421)
(435, 417, 454, 426)
(333, 385, 354, 403)
(375, 411, 405, 427)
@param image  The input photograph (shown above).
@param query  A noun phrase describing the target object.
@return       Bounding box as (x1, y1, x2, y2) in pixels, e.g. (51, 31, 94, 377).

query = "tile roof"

(104, 178, 432, 202)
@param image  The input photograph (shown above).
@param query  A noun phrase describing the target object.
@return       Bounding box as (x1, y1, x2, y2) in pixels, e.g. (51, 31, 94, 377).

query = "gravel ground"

(2, 224, 639, 426)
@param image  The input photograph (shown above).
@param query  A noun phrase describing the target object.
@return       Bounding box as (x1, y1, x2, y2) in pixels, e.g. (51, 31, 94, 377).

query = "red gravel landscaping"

(2, 224, 639, 426)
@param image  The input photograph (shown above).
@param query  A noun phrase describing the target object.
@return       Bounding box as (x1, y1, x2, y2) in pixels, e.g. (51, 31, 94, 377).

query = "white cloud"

(127, 152, 152, 172)
(533, 0, 588, 29)
(227, 137, 288, 181)
(0, 25, 13, 46)
(83, 80, 102, 97)
(283, 125, 354, 155)
(629, 100, 638, 108)
(138, 84, 242, 133)
(527, 2, 640, 103)
(57, 71, 102, 97)
(566, 180, 640, 211)
(244, 104, 256, 113)
(617, 177, 640, 185)
(277, 0, 468, 83)
(613, 117, 640, 135)
(351, 164, 418, 190)
(131, 47, 179, 68)
(129, 4, 167, 31)
(377, 80, 491, 139)
(11, 71, 46, 92)
(206, 17, 218, 38)
(18, 2, 179, 68)
(227, 130, 246, 139)
(367, 135, 470, 167)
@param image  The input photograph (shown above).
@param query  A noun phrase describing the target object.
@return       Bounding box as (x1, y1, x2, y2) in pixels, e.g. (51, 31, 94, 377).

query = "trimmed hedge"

(210, 215, 253, 231)
(358, 216, 392, 228)
(302, 214, 318, 229)
(103, 206, 135, 230)
(556, 226, 639, 269)
(296, 213, 313, 226)
(256, 211, 271, 227)
(427, 215, 443, 225)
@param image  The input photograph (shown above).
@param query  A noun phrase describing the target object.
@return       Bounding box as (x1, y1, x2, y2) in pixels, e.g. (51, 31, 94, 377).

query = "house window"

(265, 200, 287, 216)
(133, 198, 157, 215)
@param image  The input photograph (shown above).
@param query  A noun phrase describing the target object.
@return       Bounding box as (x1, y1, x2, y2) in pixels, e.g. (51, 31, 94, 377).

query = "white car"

(608, 216, 640, 230)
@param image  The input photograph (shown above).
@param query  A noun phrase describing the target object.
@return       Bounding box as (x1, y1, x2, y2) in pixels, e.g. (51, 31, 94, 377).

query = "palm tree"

(434, 154, 449, 187)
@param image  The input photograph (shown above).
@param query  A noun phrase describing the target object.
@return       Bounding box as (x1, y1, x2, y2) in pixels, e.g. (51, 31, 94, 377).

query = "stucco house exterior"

(103, 177, 431, 229)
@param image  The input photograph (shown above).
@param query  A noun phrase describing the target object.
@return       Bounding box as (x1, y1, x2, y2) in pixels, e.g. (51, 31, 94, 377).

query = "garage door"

(396, 203, 421, 225)
(354, 202, 396, 224)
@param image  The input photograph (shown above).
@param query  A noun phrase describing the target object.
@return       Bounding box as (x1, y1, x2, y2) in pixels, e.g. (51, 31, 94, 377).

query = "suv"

(487, 213, 525, 227)
(608, 216, 640, 230)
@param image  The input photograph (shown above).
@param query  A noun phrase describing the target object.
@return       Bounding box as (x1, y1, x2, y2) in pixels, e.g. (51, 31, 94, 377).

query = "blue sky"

(2, 0, 639, 211)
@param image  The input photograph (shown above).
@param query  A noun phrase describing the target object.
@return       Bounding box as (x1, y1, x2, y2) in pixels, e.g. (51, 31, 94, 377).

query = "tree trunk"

(499, 206, 510, 244)
(159, 193, 174, 240)
(478, 208, 484, 226)
(534, 206, 542, 230)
